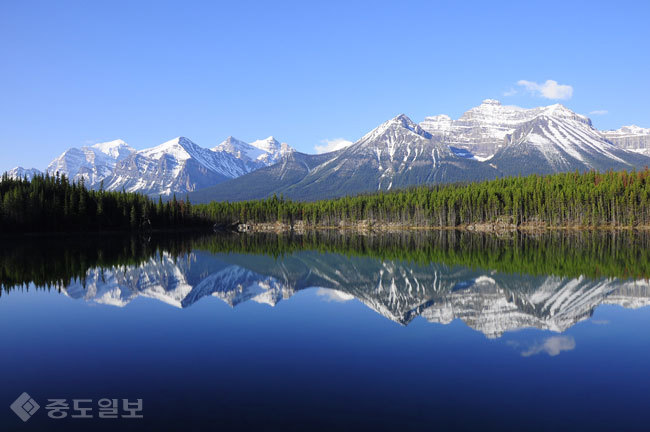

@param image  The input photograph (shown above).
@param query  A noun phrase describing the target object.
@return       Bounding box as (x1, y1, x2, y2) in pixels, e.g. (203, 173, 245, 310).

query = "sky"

(1, 0, 649, 172)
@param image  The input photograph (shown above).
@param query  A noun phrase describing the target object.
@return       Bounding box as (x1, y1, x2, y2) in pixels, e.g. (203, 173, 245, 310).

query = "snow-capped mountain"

(5, 99, 650, 199)
(3, 134, 296, 196)
(212, 136, 294, 170)
(5, 166, 43, 181)
(191, 114, 500, 201)
(102, 137, 253, 196)
(419, 99, 650, 166)
(601, 125, 650, 155)
(491, 104, 649, 175)
(421, 99, 541, 158)
(46, 139, 135, 186)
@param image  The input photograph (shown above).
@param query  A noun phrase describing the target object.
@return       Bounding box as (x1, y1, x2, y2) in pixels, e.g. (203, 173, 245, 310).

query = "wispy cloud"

(591, 319, 610, 325)
(315, 288, 355, 303)
(314, 138, 353, 154)
(516, 79, 574, 100)
(503, 88, 518, 97)
(589, 110, 608, 115)
(521, 336, 576, 357)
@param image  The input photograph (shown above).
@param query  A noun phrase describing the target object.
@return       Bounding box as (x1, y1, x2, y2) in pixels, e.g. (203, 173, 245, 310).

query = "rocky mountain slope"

(491, 105, 649, 175)
(6, 167, 43, 181)
(102, 137, 253, 196)
(191, 114, 501, 202)
(46, 139, 135, 185)
(9, 135, 296, 196)
(5, 100, 650, 199)
(212, 136, 294, 170)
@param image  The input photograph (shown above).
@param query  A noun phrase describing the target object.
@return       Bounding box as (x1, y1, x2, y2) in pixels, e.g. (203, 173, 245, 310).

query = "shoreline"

(234, 220, 650, 234)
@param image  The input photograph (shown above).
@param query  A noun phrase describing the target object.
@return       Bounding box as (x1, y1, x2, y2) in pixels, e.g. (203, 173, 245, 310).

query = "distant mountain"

(6, 167, 43, 181)
(491, 105, 650, 175)
(601, 125, 650, 155)
(421, 99, 541, 158)
(36, 135, 297, 196)
(46, 139, 135, 186)
(212, 136, 294, 170)
(191, 114, 500, 202)
(189, 151, 336, 202)
(5, 100, 650, 199)
(102, 137, 253, 196)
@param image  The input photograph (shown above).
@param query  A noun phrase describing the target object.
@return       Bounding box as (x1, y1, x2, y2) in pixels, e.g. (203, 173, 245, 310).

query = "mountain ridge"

(5, 100, 650, 199)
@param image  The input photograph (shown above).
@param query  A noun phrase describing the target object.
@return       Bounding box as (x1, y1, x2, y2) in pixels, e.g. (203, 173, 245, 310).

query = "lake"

(1, 230, 650, 431)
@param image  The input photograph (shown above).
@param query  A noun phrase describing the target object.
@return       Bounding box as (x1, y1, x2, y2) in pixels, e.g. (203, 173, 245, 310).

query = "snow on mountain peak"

(90, 139, 133, 155)
(419, 100, 598, 158)
(213, 135, 294, 168)
(541, 104, 591, 126)
(364, 114, 431, 140)
(250, 136, 280, 152)
(601, 125, 650, 155)
(604, 125, 650, 136)
(139, 136, 201, 161)
(5, 166, 42, 180)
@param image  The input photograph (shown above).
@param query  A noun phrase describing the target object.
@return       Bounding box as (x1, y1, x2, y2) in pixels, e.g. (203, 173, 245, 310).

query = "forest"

(195, 169, 650, 228)
(3, 169, 650, 233)
(0, 173, 209, 232)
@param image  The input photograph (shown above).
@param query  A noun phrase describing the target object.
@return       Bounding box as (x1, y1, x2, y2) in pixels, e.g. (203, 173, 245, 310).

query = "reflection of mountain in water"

(61, 249, 650, 338)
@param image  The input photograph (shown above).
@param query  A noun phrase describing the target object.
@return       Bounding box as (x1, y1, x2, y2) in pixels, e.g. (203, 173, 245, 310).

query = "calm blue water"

(1, 233, 649, 431)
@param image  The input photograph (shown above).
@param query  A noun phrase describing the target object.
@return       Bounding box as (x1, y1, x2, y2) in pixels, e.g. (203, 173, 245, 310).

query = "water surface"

(1, 231, 649, 431)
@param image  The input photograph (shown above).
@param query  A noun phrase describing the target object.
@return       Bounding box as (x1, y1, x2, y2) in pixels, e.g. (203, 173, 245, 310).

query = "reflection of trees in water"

(0, 232, 203, 294)
(2, 230, 650, 296)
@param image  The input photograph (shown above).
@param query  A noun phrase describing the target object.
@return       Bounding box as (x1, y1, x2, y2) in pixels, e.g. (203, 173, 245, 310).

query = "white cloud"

(516, 79, 574, 100)
(503, 88, 518, 97)
(521, 336, 576, 357)
(314, 138, 353, 154)
(315, 288, 355, 303)
(589, 110, 608, 115)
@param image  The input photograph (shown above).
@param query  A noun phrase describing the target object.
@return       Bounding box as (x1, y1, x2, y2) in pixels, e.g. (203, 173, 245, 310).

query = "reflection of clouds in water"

(591, 319, 610, 325)
(315, 288, 355, 303)
(521, 336, 576, 357)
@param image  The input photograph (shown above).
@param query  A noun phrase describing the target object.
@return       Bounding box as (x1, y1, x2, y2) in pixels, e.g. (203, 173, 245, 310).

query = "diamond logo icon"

(10, 392, 40, 422)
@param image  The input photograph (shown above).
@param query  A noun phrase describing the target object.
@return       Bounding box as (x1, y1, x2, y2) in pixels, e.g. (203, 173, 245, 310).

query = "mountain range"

(6, 100, 650, 201)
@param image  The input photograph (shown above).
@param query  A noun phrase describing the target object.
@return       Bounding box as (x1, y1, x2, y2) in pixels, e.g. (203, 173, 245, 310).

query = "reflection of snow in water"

(60, 251, 650, 339)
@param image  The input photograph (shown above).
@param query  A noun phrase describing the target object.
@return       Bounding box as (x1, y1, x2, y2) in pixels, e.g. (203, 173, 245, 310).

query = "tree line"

(195, 169, 650, 228)
(0, 173, 210, 232)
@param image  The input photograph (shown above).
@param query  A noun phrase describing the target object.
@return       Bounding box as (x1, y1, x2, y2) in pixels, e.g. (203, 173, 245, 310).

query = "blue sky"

(1, 0, 649, 172)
